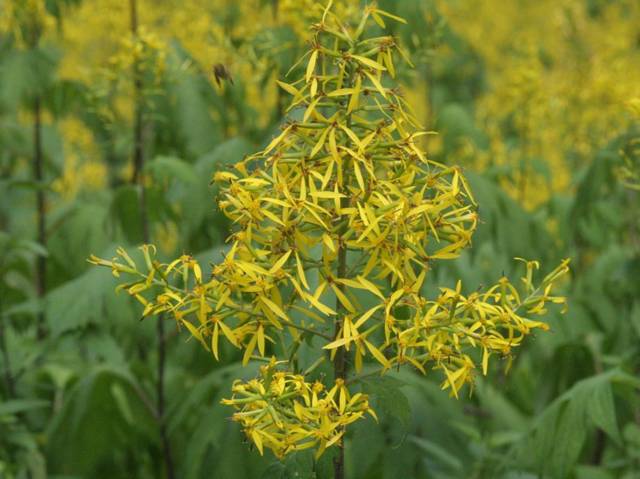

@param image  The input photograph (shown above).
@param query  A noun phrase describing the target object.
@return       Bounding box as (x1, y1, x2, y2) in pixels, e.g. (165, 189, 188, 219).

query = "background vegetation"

(1, 0, 639, 478)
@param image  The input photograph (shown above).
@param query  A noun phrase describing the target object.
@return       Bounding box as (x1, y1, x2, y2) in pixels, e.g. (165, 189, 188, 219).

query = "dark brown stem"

(33, 96, 47, 340)
(627, 189, 639, 254)
(0, 295, 16, 398)
(519, 106, 532, 205)
(130, 3, 149, 244)
(331, 65, 358, 479)
(287, 322, 333, 341)
(589, 349, 606, 466)
(130, 0, 144, 188)
(128, 2, 174, 478)
(590, 428, 606, 465)
(424, 61, 433, 133)
(156, 314, 174, 479)
(333, 230, 348, 479)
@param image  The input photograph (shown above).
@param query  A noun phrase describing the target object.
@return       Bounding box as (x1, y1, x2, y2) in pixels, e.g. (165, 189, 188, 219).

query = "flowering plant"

(90, 1, 568, 469)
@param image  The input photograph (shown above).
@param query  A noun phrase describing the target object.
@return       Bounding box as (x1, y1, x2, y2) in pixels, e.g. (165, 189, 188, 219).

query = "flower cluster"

(105, 25, 167, 95)
(0, 0, 56, 47)
(90, 2, 569, 459)
(441, 0, 640, 208)
(358, 258, 569, 397)
(222, 360, 374, 458)
(618, 98, 640, 191)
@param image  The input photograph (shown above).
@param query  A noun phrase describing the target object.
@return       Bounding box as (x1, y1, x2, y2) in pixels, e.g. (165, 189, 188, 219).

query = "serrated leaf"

(362, 376, 410, 426)
(409, 436, 463, 473)
(587, 381, 620, 443)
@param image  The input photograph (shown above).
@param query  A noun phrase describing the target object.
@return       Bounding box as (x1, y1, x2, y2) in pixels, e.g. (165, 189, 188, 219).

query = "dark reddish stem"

(33, 96, 47, 340)
(129, 1, 174, 477)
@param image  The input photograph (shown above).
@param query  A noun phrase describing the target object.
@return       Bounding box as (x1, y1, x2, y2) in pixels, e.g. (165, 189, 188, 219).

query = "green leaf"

(48, 198, 112, 275)
(0, 399, 49, 416)
(195, 137, 254, 176)
(550, 398, 587, 478)
(475, 380, 528, 431)
(46, 257, 135, 337)
(531, 403, 561, 472)
(526, 371, 624, 476)
(44, 79, 86, 118)
(46, 366, 156, 476)
(261, 452, 314, 479)
(168, 46, 222, 157)
(0, 47, 59, 109)
(574, 465, 616, 479)
(409, 435, 463, 473)
(348, 417, 384, 477)
(587, 381, 619, 443)
(111, 186, 144, 244)
(436, 103, 481, 152)
(361, 375, 410, 426)
(145, 156, 198, 185)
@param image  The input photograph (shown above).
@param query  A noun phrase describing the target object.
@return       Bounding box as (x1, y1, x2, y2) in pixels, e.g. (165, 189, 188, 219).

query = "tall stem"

(331, 63, 358, 479)
(0, 295, 16, 398)
(519, 104, 531, 205)
(130, 0, 144, 189)
(627, 189, 639, 254)
(128, 2, 174, 478)
(333, 241, 347, 479)
(425, 61, 433, 133)
(33, 96, 47, 340)
(332, 169, 351, 478)
(156, 314, 174, 479)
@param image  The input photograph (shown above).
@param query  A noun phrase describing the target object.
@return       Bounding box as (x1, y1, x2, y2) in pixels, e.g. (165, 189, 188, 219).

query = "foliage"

(1, 0, 639, 478)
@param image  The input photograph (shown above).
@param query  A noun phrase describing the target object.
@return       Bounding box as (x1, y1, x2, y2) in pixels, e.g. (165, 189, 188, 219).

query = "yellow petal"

(364, 340, 390, 369)
(295, 252, 310, 290)
(351, 54, 386, 71)
(260, 296, 289, 322)
(306, 49, 318, 83)
(269, 250, 292, 275)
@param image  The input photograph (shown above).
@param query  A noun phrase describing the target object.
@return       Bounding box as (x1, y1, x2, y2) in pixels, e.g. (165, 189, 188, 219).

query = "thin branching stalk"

(519, 104, 532, 205)
(627, 190, 640, 254)
(425, 61, 433, 133)
(333, 235, 347, 479)
(33, 96, 47, 340)
(333, 63, 357, 479)
(130, 0, 144, 190)
(156, 315, 174, 479)
(0, 295, 16, 398)
(128, 1, 174, 477)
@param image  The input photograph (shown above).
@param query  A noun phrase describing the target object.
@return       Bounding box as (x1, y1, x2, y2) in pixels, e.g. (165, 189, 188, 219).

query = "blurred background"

(1, 0, 640, 478)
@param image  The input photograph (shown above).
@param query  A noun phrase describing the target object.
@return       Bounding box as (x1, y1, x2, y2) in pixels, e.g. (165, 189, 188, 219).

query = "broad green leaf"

(587, 381, 620, 444)
(409, 436, 463, 473)
(361, 375, 410, 426)
(0, 399, 49, 416)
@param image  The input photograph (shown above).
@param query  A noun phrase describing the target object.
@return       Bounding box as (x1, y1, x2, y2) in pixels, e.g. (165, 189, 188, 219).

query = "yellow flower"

(439, 0, 640, 208)
(90, 2, 569, 459)
(221, 361, 374, 458)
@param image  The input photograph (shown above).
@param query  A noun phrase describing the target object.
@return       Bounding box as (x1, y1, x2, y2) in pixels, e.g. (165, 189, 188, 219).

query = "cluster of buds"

(618, 98, 640, 191)
(222, 360, 374, 458)
(0, 0, 55, 47)
(105, 25, 167, 92)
